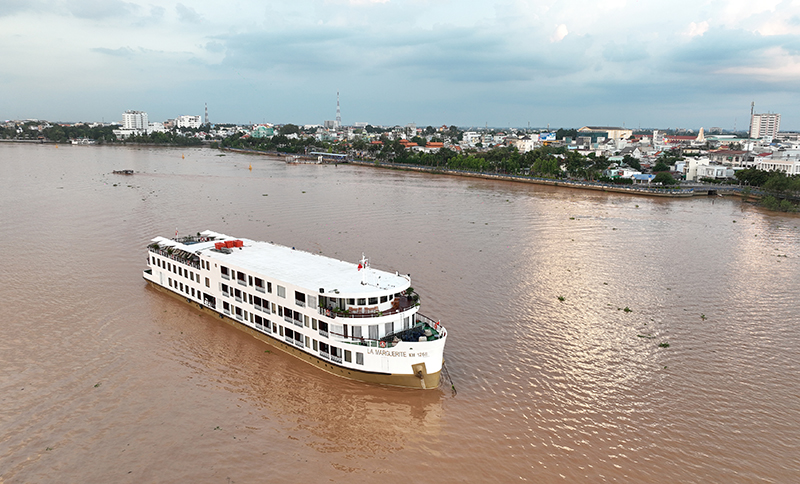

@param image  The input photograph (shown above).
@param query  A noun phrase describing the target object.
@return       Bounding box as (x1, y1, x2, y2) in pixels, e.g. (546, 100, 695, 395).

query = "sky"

(2, 0, 800, 130)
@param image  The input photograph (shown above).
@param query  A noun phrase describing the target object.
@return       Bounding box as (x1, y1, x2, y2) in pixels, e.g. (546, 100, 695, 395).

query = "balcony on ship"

(317, 293, 418, 319)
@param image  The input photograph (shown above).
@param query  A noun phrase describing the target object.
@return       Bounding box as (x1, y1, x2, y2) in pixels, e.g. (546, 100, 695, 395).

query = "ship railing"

(320, 351, 330, 360)
(235, 313, 243, 322)
(318, 329, 329, 338)
(224, 309, 230, 316)
(330, 355, 343, 364)
(149, 248, 201, 270)
(292, 319, 303, 328)
(283, 315, 293, 323)
(235, 296, 242, 303)
(254, 303, 262, 312)
(317, 301, 417, 319)
(255, 286, 265, 293)
(294, 338, 304, 348)
(237, 279, 247, 287)
(221, 273, 230, 280)
(295, 300, 306, 307)
(284, 335, 293, 345)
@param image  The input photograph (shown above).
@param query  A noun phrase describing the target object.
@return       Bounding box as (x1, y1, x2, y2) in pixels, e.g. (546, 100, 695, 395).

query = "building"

(176, 115, 202, 129)
(578, 126, 633, 141)
(122, 110, 148, 130)
(750, 113, 781, 139)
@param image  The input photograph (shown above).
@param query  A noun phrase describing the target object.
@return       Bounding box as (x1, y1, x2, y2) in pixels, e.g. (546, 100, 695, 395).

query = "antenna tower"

(204, 103, 209, 125)
(335, 92, 341, 129)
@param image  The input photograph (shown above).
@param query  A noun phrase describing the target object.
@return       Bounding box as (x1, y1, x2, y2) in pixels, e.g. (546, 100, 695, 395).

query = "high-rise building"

(176, 115, 202, 129)
(750, 112, 781, 139)
(122, 110, 148, 130)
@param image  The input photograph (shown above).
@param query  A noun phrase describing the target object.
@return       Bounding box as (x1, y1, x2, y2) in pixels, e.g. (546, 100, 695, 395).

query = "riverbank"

(350, 160, 736, 198)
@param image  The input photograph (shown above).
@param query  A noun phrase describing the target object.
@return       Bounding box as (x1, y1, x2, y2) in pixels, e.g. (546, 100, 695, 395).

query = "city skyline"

(2, 0, 799, 129)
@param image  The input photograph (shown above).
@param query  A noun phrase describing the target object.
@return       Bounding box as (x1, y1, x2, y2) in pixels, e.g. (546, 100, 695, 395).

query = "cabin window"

(380, 296, 388, 303)
(345, 350, 352, 363)
(255, 278, 264, 292)
(267, 282, 272, 293)
(385, 321, 394, 335)
(223, 301, 230, 311)
(369, 325, 379, 340)
(272, 322, 277, 333)
(277, 285, 286, 298)
(404, 317, 410, 329)
(304, 315, 309, 327)
(347, 298, 355, 305)
(248, 294, 253, 304)
(357, 298, 366, 306)
(369, 297, 378, 305)
(307, 296, 316, 308)
(168, 277, 172, 286)
(312, 318, 317, 330)
(313, 339, 318, 351)
(278, 306, 283, 317)
(356, 352, 364, 365)
(248, 276, 253, 286)
(305, 336, 310, 347)
(191, 288, 195, 297)
(254, 296, 262, 307)
(221, 266, 229, 278)
(295, 291, 306, 306)
(205, 277, 210, 288)
(352, 326, 362, 338)
(279, 325, 284, 337)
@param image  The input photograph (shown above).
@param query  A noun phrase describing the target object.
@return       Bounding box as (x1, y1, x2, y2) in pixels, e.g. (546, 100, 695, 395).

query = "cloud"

(90, 46, 135, 57)
(176, 3, 202, 24)
(66, 0, 139, 20)
(685, 21, 709, 37)
(550, 24, 568, 43)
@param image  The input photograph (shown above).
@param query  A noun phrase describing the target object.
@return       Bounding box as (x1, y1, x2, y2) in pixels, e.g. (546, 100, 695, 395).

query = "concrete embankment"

(350, 160, 713, 198)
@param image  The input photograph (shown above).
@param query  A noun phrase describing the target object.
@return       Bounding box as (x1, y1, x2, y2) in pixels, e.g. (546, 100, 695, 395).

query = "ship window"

(223, 301, 230, 311)
(255, 315, 262, 326)
(307, 296, 316, 308)
(180, 282, 184, 291)
(312, 318, 317, 330)
(305, 336, 310, 347)
(358, 298, 366, 306)
(404, 317, 410, 329)
(277, 285, 286, 298)
(389, 294, 393, 301)
(285, 328, 294, 339)
(295, 291, 306, 304)
(248, 276, 253, 286)
(205, 277, 210, 288)
(254, 296, 261, 307)
(356, 352, 364, 365)
(221, 266, 229, 276)
(168, 277, 172, 286)
(369, 297, 378, 305)
(352, 326, 362, 338)
(385, 321, 393, 335)
(272, 322, 277, 333)
(279, 326, 284, 337)
(191, 288, 195, 297)
(347, 298, 355, 305)
(345, 350, 352, 363)
(234, 288, 241, 298)
(313, 339, 318, 351)
(369, 325, 378, 340)
(267, 282, 272, 293)
(380, 296, 388, 303)
(278, 306, 283, 317)
(304, 315, 309, 327)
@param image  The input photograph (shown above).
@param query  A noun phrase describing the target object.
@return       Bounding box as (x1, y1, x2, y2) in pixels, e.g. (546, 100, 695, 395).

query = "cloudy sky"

(2, 0, 799, 129)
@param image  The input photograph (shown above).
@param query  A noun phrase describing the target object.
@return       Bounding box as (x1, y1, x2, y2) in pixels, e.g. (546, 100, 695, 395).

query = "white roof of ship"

(152, 230, 410, 297)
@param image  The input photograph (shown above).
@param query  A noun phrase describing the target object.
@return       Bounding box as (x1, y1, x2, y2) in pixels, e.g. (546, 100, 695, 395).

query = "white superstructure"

(142, 230, 447, 389)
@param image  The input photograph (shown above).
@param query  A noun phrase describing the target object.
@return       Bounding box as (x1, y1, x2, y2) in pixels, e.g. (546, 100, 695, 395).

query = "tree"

(278, 124, 300, 136)
(653, 172, 677, 185)
(622, 154, 641, 171)
(652, 161, 670, 173)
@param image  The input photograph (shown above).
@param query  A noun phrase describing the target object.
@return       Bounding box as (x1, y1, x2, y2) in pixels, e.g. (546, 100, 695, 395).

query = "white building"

(750, 113, 781, 139)
(122, 110, 148, 130)
(176, 115, 202, 129)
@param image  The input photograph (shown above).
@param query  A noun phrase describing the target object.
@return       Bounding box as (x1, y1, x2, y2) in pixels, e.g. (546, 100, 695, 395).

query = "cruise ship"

(142, 230, 447, 389)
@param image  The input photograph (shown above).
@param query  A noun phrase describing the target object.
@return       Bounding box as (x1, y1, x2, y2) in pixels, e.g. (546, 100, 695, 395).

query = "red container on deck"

(225, 240, 235, 248)
(234, 240, 243, 248)
(214, 242, 225, 250)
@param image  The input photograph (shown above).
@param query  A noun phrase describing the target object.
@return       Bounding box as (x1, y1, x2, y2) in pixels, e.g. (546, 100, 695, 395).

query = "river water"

(1, 143, 798, 483)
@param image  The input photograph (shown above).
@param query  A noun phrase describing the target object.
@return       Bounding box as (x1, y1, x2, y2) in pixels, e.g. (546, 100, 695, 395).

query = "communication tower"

(204, 102, 209, 125)
(335, 92, 341, 129)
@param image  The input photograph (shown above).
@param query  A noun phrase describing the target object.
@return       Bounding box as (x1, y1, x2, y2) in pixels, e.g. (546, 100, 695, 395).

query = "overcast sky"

(2, 0, 799, 129)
